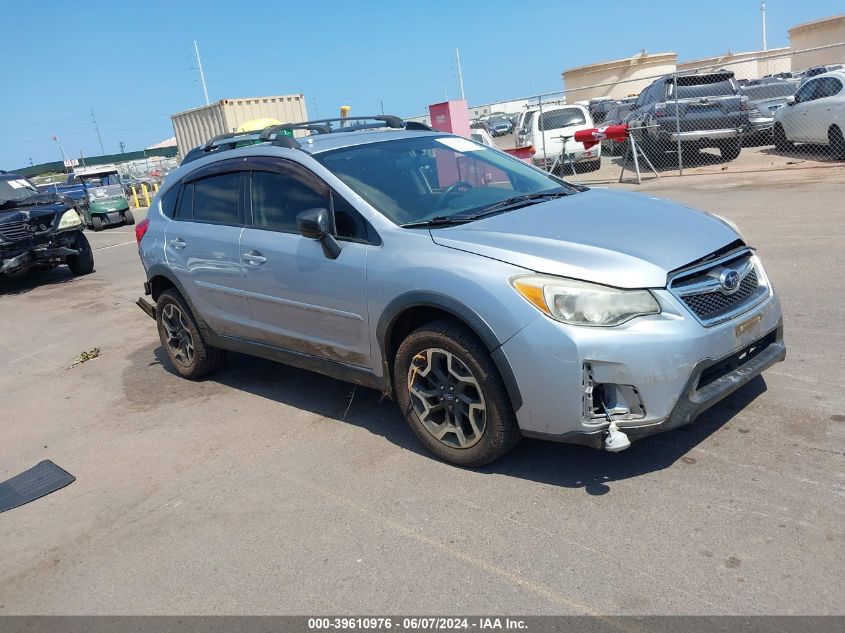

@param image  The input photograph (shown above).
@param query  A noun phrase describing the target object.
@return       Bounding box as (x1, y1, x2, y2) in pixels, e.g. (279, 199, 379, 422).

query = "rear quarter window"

(160, 185, 179, 219)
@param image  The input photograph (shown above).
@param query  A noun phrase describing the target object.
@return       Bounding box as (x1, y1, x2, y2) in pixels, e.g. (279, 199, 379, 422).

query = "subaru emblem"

(720, 269, 740, 292)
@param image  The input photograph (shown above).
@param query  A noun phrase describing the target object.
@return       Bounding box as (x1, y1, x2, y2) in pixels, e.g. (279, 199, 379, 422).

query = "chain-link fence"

(468, 42, 845, 183)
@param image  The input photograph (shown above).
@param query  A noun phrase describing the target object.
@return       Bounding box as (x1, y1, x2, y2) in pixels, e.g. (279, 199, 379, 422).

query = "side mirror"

(296, 208, 342, 259)
(785, 96, 796, 106)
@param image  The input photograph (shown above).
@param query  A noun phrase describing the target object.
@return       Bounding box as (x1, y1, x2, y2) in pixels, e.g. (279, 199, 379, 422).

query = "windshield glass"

(0, 177, 39, 204)
(87, 183, 125, 199)
(316, 135, 576, 225)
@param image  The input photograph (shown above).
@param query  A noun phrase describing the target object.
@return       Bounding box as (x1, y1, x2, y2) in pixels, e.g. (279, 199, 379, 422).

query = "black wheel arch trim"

(144, 264, 214, 338)
(377, 291, 523, 411)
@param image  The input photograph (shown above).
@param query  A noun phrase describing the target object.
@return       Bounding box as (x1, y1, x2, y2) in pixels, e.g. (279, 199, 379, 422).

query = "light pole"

(194, 40, 210, 106)
(761, 1, 767, 51)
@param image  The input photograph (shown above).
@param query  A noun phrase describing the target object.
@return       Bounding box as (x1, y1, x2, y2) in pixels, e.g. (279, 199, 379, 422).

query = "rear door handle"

(243, 250, 267, 265)
(169, 237, 186, 250)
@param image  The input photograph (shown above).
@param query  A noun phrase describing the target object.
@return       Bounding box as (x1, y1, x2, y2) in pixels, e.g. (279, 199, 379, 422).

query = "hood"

(0, 199, 67, 224)
(429, 188, 741, 288)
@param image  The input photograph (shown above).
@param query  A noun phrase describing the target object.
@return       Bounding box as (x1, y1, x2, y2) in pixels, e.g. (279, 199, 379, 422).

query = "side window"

(160, 185, 179, 219)
(333, 193, 372, 243)
(795, 80, 817, 103)
(250, 169, 329, 233)
(817, 77, 842, 99)
(175, 182, 193, 220)
(192, 173, 240, 225)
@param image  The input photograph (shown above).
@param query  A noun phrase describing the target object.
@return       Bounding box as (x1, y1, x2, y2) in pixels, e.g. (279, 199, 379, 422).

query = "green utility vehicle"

(73, 164, 134, 230)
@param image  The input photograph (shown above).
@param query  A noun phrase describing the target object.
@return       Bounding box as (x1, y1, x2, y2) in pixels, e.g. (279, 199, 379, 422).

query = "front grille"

(669, 247, 768, 325)
(0, 221, 30, 241)
(682, 269, 759, 319)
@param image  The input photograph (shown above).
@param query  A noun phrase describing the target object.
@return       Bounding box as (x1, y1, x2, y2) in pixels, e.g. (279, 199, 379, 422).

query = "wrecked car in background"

(0, 171, 94, 277)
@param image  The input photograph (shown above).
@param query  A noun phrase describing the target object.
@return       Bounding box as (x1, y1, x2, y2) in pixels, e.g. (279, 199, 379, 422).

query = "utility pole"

(455, 48, 465, 101)
(761, 1, 767, 51)
(90, 108, 105, 155)
(194, 40, 210, 105)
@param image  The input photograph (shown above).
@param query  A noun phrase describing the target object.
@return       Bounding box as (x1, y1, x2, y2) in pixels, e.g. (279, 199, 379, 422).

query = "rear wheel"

(66, 233, 94, 275)
(123, 209, 135, 225)
(773, 123, 793, 151)
(718, 138, 742, 161)
(580, 158, 602, 172)
(394, 319, 520, 467)
(156, 289, 226, 379)
(828, 125, 845, 159)
(90, 215, 103, 231)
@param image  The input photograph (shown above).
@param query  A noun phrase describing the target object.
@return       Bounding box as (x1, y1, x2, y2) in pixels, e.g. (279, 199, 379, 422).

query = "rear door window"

(192, 173, 240, 225)
(539, 108, 586, 131)
(175, 182, 193, 220)
(669, 76, 738, 99)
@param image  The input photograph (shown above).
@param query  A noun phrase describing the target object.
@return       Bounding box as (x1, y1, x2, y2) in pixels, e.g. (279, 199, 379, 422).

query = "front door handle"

(169, 237, 186, 250)
(243, 250, 267, 265)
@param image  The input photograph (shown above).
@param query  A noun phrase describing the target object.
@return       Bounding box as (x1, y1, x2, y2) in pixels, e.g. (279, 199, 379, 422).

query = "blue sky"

(1, 0, 841, 169)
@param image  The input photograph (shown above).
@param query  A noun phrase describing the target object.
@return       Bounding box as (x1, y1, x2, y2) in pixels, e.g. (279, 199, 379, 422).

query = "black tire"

(123, 209, 135, 225)
(90, 215, 104, 231)
(774, 123, 793, 151)
(66, 232, 94, 275)
(640, 135, 665, 167)
(828, 126, 845, 159)
(155, 288, 226, 380)
(394, 319, 520, 467)
(580, 158, 602, 173)
(718, 138, 742, 161)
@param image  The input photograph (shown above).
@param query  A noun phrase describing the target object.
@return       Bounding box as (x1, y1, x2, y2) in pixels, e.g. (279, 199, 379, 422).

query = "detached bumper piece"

(0, 460, 75, 513)
(136, 297, 156, 320)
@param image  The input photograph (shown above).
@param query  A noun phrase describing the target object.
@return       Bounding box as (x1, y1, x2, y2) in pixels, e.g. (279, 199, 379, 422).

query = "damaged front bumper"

(0, 233, 81, 274)
(498, 287, 785, 449)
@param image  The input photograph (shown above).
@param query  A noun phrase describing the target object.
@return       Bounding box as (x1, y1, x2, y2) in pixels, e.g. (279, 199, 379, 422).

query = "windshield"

(316, 135, 577, 226)
(0, 177, 39, 204)
(539, 108, 586, 131)
(87, 183, 125, 199)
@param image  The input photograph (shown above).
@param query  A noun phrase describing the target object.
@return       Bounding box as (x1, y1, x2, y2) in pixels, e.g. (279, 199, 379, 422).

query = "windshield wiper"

(454, 191, 572, 222)
(401, 215, 474, 228)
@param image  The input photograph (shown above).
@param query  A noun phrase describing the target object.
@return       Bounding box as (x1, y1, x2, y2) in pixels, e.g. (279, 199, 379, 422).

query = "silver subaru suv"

(136, 115, 785, 466)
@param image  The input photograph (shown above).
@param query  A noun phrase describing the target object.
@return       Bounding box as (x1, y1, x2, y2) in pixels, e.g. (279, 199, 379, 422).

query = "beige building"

(789, 14, 845, 70)
(171, 94, 308, 158)
(677, 47, 791, 80)
(562, 51, 677, 102)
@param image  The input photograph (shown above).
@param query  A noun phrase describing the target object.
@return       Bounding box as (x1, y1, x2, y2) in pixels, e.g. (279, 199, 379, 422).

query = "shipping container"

(170, 94, 309, 158)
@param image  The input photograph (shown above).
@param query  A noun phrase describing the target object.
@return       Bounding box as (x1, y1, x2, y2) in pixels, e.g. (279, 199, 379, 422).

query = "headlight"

(511, 274, 660, 326)
(58, 209, 83, 229)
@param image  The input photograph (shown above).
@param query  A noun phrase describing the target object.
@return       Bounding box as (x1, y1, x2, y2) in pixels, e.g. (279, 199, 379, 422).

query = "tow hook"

(136, 297, 156, 320)
(601, 402, 631, 452)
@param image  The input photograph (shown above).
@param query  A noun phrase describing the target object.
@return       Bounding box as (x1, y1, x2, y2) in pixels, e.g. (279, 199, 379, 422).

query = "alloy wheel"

(407, 348, 487, 449)
(160, 303, 195, 367)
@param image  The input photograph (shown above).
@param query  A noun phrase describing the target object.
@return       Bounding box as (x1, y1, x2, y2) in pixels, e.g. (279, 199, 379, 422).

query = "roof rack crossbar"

(203, 130, 262, 150)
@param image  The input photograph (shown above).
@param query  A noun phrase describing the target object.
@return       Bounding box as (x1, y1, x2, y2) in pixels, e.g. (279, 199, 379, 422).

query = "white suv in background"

(515, 104, 601, 173)
(773, 71, 845, 157)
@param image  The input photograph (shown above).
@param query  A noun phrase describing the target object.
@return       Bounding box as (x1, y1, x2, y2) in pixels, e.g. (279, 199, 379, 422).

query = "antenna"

(90, 108, 105, 155)
(455, 48, 465, 101)
(194, 40, 210, 105)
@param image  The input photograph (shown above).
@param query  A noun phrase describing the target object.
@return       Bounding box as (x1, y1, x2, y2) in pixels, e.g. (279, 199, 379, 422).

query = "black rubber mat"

(0, 460, 75, 513)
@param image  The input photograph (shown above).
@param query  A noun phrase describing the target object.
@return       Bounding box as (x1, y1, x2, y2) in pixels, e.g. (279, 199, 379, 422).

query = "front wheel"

(123, 209, 135, 225)
(156, 289, 226, 379)
(394, 319, 520, 467)
(90, 215, 104, 231)
(718, 138, 742, 161)
(773, 123, 793, 151)
(66, 233, 94, 275)
(828, 126, 845, 159)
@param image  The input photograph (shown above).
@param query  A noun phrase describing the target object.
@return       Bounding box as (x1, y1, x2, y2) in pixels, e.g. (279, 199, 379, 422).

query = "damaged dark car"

(0, 171, 94, 277)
